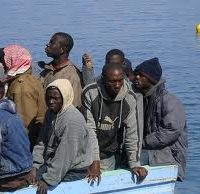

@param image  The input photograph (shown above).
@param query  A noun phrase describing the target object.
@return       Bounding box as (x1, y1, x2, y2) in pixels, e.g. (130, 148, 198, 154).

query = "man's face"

(104, 68, 124, 97)
(45, 35, 64, 58)
(46, 88, 63, 113)
(108, 55, 124, 66)
(134, 71, 152, 90)
(0, 53, 8, 73)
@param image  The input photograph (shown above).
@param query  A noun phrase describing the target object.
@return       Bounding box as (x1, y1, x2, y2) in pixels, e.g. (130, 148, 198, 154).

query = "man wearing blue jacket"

(134, 57, 188, 181)
(0, 81, 34, 191)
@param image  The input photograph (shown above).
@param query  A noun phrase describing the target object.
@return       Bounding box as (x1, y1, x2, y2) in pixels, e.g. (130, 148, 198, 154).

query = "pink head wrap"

(3, 44, 32, 77)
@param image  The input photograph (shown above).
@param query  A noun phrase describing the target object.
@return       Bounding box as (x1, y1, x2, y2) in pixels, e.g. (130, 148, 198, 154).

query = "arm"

(124, 97, 147, 180)
(42, 123, 83, 186)
(82, 90, 100, 161)
(33, 115, 49, 169)
(143, 94, 186, 149)
(81, 90, 101, 182)
(124, 98, 140, 169)
(82, 53, 95, 86)
(0, 128, 2, 155)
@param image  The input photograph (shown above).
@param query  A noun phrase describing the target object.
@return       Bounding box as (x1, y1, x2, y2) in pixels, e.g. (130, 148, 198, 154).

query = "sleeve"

(42, 123, 83, 186)
(124, 97, 140, 168)
(81, 90, 100, 161)
(35, 81, 46, 126)
(32, 115, 48, 169)
(70, 77, 82, 108)
(82, 65, 95, 86)
(0, 128, 2, 155)
(143, 94, 186, 149)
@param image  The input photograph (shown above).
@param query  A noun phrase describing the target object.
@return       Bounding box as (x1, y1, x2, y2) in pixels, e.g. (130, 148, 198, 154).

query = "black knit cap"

(134, 57, 162, 84)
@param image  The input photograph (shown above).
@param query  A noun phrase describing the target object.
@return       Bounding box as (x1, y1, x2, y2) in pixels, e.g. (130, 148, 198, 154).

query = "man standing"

(40, 32, 83, 108)
(82, 63, 147, 182)
(134, 57, 187, 181)
(33, 79, 92, 194)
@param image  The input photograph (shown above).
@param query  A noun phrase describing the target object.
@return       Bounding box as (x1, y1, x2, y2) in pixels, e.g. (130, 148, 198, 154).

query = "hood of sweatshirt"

(0, 98, 17, 114)
(97, 78, 129, 102)
(46, 79, 74, 113)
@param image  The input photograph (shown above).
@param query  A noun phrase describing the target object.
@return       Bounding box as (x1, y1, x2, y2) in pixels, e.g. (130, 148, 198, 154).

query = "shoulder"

(124, 88, 137, 107)
(162, 90, 185, 114)
(82, 82, 98, 97)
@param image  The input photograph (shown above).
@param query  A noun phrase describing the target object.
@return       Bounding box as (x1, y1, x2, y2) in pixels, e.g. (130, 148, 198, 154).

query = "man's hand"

(36, 180, 49, 194)
(86, 160, 101, 184)
(27, 168, 37, 185)
(131, 167, 148, 181)
(82, 53, 93, 69)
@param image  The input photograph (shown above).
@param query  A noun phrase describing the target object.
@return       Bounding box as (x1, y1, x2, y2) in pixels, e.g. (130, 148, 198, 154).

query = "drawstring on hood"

(46, 79, 74, 112)
(97, 79, 129, 129)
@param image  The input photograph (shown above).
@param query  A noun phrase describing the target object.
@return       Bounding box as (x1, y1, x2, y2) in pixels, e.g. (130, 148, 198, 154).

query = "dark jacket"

(82, 79, 142, 168)
(142, 79, 188, 181)
(0, 98, 33, 178)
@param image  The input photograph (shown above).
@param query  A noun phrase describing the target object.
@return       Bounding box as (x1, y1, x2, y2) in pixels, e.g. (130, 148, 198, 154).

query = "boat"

(2, 165, 178, 194)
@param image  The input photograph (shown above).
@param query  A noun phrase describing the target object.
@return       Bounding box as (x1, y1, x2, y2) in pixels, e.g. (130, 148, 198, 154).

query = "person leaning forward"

(134, 57, 188, 181)
(33, 79, 92, 194)
(39, 32, 83, 108)
(82, 63, 147, 183)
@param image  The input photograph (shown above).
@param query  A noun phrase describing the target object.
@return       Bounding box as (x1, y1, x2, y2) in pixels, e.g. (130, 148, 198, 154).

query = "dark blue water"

(0, 0, 199, 193)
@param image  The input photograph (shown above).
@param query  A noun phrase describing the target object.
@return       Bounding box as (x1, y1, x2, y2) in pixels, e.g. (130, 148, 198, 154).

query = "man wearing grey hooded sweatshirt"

(33, 79, 92, 194)
(134, 57, 188, 181)
(82, 63, 147, 183)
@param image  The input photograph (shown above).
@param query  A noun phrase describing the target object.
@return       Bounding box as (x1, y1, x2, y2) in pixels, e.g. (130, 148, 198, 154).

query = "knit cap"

(134, 57, 162, 84)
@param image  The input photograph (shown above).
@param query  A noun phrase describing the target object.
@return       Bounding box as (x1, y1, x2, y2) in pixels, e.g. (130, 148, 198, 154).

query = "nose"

(49, 98, 54, 104)
(115, 81, 121, 88)
(46, 43, 50, 47)
(135, 74, 140, 79)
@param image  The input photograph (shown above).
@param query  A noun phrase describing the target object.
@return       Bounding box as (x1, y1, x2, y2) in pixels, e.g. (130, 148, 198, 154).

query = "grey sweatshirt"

(82, 79, 142, 168)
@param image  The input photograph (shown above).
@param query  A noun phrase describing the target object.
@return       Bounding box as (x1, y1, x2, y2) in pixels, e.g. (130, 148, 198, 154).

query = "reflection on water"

(0, 0, 200, 193)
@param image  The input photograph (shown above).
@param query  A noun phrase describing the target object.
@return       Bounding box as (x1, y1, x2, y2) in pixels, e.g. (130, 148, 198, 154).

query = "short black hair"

(122, 58, 133, 74)
(105, 49, 125, 63)
(102, 63, 123, 79)
(0, 81, 5, 97)
(54, 32, 74, 53)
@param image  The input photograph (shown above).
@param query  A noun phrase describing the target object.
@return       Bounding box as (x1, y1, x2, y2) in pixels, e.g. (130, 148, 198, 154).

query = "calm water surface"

(0, 1, 199, 193)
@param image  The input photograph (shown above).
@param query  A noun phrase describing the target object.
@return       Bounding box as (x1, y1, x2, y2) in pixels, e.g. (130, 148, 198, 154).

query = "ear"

(60, 46, 67, 55)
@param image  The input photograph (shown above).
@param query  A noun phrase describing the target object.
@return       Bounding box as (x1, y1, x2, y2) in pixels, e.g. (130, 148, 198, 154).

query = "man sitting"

(0, 81, 34, 191)
(33, 79, 92, 194)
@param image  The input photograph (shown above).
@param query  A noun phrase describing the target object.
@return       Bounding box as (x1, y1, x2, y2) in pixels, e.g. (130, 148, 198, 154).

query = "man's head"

(102, 63, 124, 98)
(105, 49, 125, 66)
(45, 32, 74, 58)
(0, 81, 5, 99)
(46, 79, 74, 113)
(0, 48, 7, 73)
(134, 57, 162, 93)
(122, 58, 135, 82)
(0, 45, 32, 76)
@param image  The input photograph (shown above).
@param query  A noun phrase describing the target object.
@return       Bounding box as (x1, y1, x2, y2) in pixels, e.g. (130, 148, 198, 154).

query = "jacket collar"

(144, 78, 166, 97)
(44, 59, 70, 71)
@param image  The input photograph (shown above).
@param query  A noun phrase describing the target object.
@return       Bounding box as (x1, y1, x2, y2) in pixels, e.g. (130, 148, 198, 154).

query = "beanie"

(134, 57, 162, 84)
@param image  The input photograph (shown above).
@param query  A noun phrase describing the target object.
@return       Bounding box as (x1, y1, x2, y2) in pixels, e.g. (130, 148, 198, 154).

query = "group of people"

(0, 32, 188, 194)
